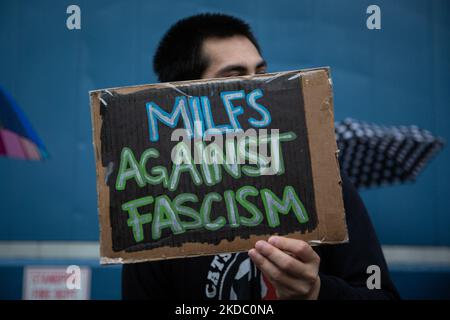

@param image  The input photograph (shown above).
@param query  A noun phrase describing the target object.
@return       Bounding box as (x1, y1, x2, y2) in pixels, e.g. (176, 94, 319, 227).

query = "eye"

(223, 71, 244, 77)
(256, 67, 267, 75)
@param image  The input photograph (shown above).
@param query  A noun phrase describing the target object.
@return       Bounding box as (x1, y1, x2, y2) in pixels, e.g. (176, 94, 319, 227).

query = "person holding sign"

(122, 13, 400, 300)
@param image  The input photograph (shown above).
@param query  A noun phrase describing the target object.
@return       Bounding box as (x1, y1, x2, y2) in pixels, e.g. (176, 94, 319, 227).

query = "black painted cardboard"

(90, 68, 348, 264)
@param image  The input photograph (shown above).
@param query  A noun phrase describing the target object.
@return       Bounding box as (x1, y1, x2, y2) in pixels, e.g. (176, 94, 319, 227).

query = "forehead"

(201, 35, 263, 68)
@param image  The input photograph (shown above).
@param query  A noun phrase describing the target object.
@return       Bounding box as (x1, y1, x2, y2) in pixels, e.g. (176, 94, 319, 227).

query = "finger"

(248, 249, 310, 296)
(248, 248, 293, 286)
(254, 240, 307, 278)
(268, 236, 319, 263)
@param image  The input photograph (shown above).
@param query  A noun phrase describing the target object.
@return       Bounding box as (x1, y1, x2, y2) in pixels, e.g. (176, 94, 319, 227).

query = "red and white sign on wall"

(23, 266, 91, 300)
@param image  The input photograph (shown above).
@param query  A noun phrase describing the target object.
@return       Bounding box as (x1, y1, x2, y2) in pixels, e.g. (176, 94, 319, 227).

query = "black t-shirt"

(121, 174, 400, 300)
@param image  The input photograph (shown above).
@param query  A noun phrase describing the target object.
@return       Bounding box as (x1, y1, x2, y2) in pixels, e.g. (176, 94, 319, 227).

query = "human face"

(200, 35, 267, 79)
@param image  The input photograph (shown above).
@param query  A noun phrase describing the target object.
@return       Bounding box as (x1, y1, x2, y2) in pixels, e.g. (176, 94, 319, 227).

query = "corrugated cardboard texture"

(90, 68, 347, 264)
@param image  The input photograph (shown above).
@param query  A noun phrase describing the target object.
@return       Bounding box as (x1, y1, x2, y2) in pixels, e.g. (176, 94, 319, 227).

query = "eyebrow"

(216, 60, 268, 76)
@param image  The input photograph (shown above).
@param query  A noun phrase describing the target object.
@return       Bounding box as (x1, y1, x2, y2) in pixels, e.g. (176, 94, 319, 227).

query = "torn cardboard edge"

(89, 67, 333, 96)
(90, 67, 348, 265)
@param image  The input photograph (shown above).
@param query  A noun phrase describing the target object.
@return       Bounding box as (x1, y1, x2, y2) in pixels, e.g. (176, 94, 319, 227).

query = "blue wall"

(1, 0, 449, 299)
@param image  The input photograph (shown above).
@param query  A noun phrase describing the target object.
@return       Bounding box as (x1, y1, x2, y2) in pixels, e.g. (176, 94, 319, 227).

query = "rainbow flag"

(0, 86, 48, 160)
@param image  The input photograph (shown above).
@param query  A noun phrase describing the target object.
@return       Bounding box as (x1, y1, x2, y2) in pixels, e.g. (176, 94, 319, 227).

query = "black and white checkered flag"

(335, 118, 444, 189)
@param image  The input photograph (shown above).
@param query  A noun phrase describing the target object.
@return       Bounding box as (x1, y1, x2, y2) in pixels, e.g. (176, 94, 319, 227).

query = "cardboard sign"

(23, 266, 91, 300)
(90, 68, 347, 264)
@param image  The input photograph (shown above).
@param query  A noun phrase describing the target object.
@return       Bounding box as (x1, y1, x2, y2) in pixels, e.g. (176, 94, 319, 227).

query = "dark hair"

(153, 13, 261, 82)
